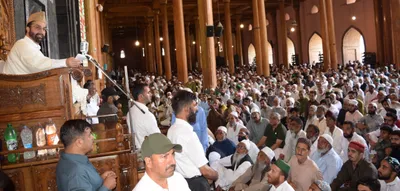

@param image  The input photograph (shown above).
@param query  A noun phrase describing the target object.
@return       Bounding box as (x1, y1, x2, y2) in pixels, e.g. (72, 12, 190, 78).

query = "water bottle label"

(6, 139, 18, 150)
(23, 143, 33, 149)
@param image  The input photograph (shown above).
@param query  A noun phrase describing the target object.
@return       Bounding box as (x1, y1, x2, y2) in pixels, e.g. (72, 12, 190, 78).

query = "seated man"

(356, 177, 381, 191)
(377, 157, 400, 191)
(257, 112, 287, 157)
(310, 134, 343, 184)
(288, 138, 323, 191)
(56, 120, 117, 191)
(281, 116, 307, 162)
(308, 180, 332, 191)
(207, 126, 236, 162)
(331, 141, 378, 191)
(212, 140, 254, 191)
(237, 127, 260, 162)
(226, 111, 246, 145)
(267, 159, 294, 191)
(229, 147, 275, 191)
(97, 87, 120, 123)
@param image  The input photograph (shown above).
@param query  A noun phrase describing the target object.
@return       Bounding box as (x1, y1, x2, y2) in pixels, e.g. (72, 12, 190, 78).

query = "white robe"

(2, 36, 66, 74)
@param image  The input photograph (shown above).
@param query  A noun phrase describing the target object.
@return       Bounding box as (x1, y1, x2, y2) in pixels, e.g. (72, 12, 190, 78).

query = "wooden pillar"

(195, 16, 202, 70)
(391, 0, 400, 70)
(325, 0, 337, 70)
(185, 22, 193, 71)
(173, 0, 188, 83)
(279, 0, 289, 68)
(294, 5, 303, 65)
(319, 0, 331, 71)
(205, 0, 217, 88)
(374, 0, 384, 66)
(154, 10, 163, 76)
(197, 0, 209, 87)
(94, 0, 103, 68)
(161, 2, 172, 80)
(144, 27, 149, 72)
(258, 0, 270, 76)
(235, 16, 244, 66)
(84, 0, 99, 76)
(272, 11, 280, 65)
(382, 0, 393, 65)
(252, 0, 263, 74)
(224, 0, 235, 74)
(147, 18, 156, 73)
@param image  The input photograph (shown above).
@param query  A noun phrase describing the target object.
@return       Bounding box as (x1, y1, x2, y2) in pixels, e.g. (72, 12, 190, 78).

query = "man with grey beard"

(212, 140, 254, 191)
(229, 147, 276, 191)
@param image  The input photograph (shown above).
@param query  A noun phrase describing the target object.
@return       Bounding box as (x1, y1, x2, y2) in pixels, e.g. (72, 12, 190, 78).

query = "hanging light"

(351, 16, 356, 20)
(135, 40, 140, 46)
(240, 24, 244, 29)
(148, 43, 152, 46)
(120, 50, 125, 59)
(135, 16, 140, 47)
(290, 27, 296, 32)
(192, 41, 196, 45)
(160, 37, 164, 41)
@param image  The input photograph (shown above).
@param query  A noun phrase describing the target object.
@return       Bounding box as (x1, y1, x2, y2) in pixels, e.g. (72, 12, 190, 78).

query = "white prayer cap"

(182, 87, 193, 93)
(320, 134, 334, 147)
(261, 146, 275, 161)
(240, 139, 251, 151)
(209, 152, 221, 164)
(251, 106, 260, 114)
(217, 126, 227, 134)
(230, 111, 239, 118)
(349, 99, 358, 106)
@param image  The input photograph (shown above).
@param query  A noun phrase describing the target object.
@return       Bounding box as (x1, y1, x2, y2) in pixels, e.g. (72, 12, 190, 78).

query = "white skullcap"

(182, 87, 193, 93)
(230, 111, 239, 118)
(240, 139, 251, 150)
(370, 102, 377, 108)
(251, 106, 260, 114)
(349, 99, 358, 106)
(320, 134, 334, 147)
(247, 96, 253, 101)
(209, 151, 221, 164)
(261, 146, 275, 161)
(217, 126, 227, 134)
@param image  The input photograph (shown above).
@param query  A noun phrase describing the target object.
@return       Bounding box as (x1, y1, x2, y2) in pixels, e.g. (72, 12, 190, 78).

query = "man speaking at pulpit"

(2, 11, 81, 74)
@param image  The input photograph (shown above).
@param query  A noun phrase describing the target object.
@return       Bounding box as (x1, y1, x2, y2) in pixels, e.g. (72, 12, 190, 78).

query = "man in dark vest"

(211, 140, 254, 191)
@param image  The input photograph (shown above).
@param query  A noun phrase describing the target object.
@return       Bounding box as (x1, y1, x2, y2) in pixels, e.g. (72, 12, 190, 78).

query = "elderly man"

(315, 105, 329, 135)
(56, 120, 117, 191)
(258, 113, 287, 155)
(310, 134, 343, 184)
(267, 159, 294, 191)
(281, 117, 307, 162)
(227, 111, 246, 145)
(247, 107, 269, 145)
(237, 127, 260, 162)
(306, 124, 320, 157)
(378, 156, 400, 190)
(288, 138, 323, 191)
(331, 141, 378, 191)
(229, 147, 275, 191)
(3, 11, 80, 74)
(212, 140, 254, 191)
(271, 97, 287, 118)
(133, 133, 190, 191)
(207, 126, 236, 162)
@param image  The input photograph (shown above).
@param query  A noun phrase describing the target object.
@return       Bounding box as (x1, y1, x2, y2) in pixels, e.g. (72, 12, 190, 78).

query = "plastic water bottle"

(36, 122, 47, 156)
(45, 119, 59, 155)
(4, 123, 18, 163)
(21, 125, 35, 160)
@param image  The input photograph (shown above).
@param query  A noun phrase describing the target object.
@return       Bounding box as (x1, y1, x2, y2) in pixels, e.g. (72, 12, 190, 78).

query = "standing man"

(133, 133, 190, 191)
(56, 120, 117, 191)
(127, 83, 160, 149)
(167, 90, 218, 191)
(3, 11, 81, 74)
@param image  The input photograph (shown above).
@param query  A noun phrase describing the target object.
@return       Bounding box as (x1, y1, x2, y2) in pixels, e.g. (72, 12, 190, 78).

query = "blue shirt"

(199, 101, 210, 116)
(172, 107, 209, 152)
(56, 152, 110, 191)
(311, 148, 343, 184)
(206, 138, 236, 159)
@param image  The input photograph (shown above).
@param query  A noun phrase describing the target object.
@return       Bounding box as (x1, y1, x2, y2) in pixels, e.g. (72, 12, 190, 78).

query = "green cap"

(141, 133, 182, 158)
(275, 159, 290, 175)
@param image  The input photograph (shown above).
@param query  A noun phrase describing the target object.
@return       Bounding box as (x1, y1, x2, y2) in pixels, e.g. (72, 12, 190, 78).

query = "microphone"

(80, 41, 89, 55)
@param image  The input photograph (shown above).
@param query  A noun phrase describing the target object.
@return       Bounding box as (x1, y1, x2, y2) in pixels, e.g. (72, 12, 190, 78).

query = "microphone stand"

(84, 54, 142, 152)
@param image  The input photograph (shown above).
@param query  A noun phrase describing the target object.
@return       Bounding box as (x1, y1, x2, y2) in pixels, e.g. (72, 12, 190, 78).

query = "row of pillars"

(319, 0, 338, 71)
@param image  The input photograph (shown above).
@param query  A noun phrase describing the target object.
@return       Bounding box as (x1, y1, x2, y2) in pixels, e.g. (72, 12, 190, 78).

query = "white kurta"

(3, 36, 67, 74)
(270, 181, 295, 191)
(133, 172, 190, 191)
(379, 177, 400, 191)
(212, 154, 252, 190)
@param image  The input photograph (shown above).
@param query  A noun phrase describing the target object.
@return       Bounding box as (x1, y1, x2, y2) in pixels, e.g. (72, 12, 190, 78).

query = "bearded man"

(212, 140, 254, 191)
(3, 11, 80, 74)
(229, 147, 276, 191)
